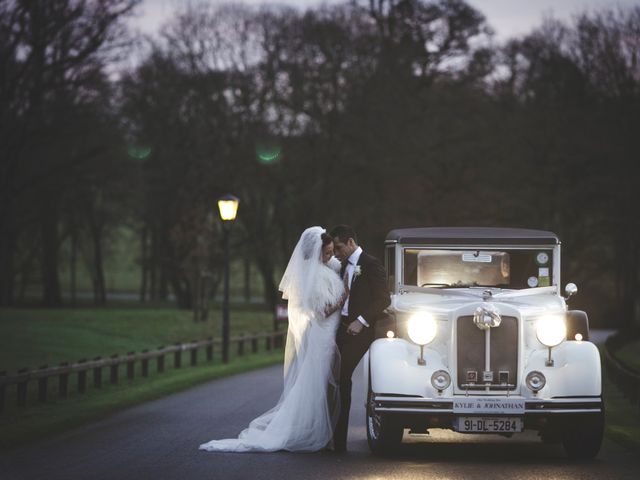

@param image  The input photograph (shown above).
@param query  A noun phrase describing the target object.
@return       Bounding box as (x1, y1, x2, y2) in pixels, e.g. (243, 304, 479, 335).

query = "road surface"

(0, 331, 637, 479)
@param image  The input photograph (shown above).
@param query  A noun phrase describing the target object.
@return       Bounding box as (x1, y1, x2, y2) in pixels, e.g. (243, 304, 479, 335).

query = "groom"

(330, 225, 390, 452)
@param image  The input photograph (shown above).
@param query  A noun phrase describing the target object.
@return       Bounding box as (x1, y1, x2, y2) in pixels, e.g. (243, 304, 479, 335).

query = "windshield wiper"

(445, 283, 501, 288)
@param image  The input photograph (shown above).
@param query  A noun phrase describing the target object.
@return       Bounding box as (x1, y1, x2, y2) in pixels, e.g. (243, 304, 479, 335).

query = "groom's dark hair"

(330, 225, 358, 245)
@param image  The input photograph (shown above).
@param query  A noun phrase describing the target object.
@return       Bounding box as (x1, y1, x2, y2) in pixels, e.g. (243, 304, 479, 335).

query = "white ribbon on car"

(473, 302, 502, 330)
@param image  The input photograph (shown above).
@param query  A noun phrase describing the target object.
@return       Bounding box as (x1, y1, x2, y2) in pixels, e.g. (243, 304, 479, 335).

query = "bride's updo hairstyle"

(321, 232, 333, 247)
(303, 231, 332, 259)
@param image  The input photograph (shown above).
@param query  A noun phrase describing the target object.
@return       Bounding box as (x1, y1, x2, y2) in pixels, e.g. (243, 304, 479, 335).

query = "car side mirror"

(564, 283, 578, 300)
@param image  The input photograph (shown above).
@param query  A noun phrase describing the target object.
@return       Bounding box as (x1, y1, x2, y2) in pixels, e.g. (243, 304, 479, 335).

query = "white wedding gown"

(199, 228, 344, 453)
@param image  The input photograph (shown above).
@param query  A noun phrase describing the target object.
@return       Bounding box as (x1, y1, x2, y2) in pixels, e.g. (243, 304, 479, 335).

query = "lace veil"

(278, 226, 327, 375)
(198, 226, 342, 452)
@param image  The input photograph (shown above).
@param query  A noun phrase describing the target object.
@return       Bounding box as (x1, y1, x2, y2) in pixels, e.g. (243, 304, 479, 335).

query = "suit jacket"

(341, 251, 391, 328)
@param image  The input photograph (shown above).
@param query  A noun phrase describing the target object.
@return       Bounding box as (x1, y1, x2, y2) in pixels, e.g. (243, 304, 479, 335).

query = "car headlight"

(536, 314, 566, 347)
(407, 312, 437, 345)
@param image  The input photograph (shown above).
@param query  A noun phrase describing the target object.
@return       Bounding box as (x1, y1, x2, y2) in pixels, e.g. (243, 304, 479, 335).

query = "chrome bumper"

(372, 395, 603, 415)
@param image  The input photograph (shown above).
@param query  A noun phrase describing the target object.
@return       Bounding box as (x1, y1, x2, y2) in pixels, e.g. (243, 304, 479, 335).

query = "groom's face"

(332, 237, 357, 262)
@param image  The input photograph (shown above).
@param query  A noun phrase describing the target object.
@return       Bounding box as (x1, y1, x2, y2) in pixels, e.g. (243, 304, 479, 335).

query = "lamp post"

(217, 194, 239, 363)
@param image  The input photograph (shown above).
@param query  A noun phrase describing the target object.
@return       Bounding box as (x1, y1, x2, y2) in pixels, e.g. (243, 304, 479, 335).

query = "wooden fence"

(603, 333, 640, 411)
(0, 331, 286, 414)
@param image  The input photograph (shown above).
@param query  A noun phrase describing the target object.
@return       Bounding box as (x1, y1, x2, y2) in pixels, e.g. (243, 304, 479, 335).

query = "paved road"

(1, 331, 637, 480)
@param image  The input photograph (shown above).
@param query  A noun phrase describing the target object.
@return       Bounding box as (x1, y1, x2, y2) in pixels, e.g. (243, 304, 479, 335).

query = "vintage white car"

(365, 227, 604, 459)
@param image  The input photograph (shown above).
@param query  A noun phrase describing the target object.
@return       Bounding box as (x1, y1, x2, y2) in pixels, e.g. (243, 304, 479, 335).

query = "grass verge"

(0, 350, 284, 451)
(601, 346, 640, 452)
(615, 339, 640, 372)
(0, 306, 275, 373)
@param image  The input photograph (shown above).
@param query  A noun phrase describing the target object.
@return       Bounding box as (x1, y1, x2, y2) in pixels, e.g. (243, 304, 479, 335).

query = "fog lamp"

(431, 370, 451, 391)
(526, 371, 546, 393)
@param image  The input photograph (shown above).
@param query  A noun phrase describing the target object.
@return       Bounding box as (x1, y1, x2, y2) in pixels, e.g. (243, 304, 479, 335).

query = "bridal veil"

(198, 226, 343, 452)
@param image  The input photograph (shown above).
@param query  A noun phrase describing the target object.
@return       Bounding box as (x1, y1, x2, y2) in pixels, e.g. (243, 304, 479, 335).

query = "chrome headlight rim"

(525, 370, 547, 392)
(431, 369, 451, 391)
(407, 311, 438, 346)
(535, 314, 567, 347)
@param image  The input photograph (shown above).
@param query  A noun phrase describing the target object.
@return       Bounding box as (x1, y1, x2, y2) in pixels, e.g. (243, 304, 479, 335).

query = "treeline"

(1, 0, 638, 327)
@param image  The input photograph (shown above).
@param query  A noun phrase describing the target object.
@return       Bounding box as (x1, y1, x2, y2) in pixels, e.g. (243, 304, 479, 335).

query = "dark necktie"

(340, 259, 350, 279)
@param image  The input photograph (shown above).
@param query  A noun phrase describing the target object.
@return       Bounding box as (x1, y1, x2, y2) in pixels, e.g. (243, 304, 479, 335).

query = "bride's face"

(321, 242, 334, 264)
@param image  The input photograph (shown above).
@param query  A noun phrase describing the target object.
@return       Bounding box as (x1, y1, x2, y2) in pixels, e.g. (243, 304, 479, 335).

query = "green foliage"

(2, 1, 639, 328)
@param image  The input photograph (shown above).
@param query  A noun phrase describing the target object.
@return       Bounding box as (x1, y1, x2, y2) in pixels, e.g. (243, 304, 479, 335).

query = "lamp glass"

(218, 198, 239, 221)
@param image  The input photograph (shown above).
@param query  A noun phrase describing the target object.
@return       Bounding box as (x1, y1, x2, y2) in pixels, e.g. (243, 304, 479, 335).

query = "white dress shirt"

(341, 246, 370, 327)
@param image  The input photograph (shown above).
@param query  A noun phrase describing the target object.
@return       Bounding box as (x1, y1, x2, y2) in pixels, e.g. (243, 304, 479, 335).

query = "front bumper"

(372, 395, 603, 431)
(373, 395, 603, 415)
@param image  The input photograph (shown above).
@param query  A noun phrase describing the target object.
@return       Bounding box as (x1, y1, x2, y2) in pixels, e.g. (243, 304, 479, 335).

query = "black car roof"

(385, 227, 559, 245)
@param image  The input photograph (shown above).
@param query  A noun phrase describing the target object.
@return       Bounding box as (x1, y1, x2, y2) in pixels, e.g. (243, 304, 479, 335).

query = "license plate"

(455, 417, 523, 433)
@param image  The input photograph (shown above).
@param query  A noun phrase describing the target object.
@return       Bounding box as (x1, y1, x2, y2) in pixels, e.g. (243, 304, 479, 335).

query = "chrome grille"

(456, 315, 518, 390)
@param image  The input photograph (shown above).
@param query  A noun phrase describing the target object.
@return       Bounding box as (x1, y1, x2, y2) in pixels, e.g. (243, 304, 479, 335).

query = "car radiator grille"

(456, 315, 518, 390)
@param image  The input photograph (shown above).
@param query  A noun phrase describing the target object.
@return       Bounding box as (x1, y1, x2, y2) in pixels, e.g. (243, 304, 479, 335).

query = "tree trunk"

(255, 254, 277, 312)
(622, 239, 639, 328)
(70, 228, 77, 307)
(170, 273, 192, 309)
(139, 226, 148, 302)
(244, 256, 251, 303)
(160, 263, 169, 301)
(0, 220, 15, 306)
(149, 226, 157, 300)
(41, 206, 62, 306)
(91, 224, 106, 306)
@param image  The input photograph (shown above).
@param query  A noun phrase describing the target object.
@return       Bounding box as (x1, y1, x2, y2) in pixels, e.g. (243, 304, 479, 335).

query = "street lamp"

(217, 194, 239, 363)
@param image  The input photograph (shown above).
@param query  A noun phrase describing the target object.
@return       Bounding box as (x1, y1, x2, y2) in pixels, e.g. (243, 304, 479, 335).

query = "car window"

(402, 249, 553, 289)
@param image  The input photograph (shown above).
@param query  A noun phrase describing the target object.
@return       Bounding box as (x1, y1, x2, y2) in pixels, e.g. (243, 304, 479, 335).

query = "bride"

(198, 226, 347, 452)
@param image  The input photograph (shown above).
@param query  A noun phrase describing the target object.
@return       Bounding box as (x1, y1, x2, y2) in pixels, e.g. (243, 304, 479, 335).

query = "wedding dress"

(199, 226, 344, 452)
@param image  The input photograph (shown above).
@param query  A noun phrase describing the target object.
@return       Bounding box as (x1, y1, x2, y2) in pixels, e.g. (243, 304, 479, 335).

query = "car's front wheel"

(561, 409, 605, 459)
(366, 387, 404, 456)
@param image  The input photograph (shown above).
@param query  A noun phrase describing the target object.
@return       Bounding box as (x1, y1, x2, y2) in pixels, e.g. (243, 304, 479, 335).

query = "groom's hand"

(347, 320, 364, 336)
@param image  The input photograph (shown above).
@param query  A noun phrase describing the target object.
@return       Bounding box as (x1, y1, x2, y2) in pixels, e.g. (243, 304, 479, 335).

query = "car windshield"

(402, 248, 553, 289)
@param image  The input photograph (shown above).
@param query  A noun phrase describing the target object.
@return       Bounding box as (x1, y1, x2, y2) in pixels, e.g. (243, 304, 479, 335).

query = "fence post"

(142, 350, 149, 377)
(58, 362, 69, 399)
(127, 352, 135, 380)
(110, 355, 119, 384)
(157, 346, 165, 373)
(174, 343, 182, 368)
(17, 368, 29, 407)
(58, 362, 69, 398)
(238, 336, 245, 357)
(206, 337, 213, 362)
(266, 335, 272, 351)
(251, 337, 258, 354)
(0, 370, 6, 413)
(190, 341, 197, 366)
(77, 359, 87, 394)
(93, 357, 102, 388)
(38, 365, 48, 403)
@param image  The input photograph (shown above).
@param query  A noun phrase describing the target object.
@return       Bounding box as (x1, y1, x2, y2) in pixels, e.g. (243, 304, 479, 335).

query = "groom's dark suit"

(333, 250, 390, 451)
